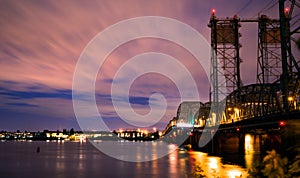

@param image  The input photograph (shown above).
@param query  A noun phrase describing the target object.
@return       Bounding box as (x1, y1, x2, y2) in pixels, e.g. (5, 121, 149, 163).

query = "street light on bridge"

(288, 96, 294, 102)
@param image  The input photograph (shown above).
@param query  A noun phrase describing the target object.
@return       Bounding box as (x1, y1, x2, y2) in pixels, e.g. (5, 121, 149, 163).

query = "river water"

(0, 140, 255, 178)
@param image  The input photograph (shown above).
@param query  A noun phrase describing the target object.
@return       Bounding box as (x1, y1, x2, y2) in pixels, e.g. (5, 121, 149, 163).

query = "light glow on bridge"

(279, 121, 286, 127)
(176, 123, 193, 128)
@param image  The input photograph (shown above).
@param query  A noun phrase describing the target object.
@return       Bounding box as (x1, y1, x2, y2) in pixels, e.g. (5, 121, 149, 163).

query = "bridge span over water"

(162, 0, 300, 155)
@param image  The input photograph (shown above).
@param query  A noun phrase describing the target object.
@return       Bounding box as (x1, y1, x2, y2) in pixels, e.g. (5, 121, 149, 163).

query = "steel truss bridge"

(163, 0, 300, 137)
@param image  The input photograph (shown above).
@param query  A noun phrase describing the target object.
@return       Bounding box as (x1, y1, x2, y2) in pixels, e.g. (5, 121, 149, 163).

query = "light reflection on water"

(244, 133, 261, 170)
(0, 141, 252, 178)
(189, 151, 248, 177)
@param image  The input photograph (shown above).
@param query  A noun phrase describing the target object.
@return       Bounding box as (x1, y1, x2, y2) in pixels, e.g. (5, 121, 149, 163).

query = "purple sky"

(0, 0, 298, 131)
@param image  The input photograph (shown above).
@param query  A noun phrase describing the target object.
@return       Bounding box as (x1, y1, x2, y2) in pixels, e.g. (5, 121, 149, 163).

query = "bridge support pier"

(215, 132, 245, 155)
(238, 133, 245, 154)
(190, 130, 246, 155)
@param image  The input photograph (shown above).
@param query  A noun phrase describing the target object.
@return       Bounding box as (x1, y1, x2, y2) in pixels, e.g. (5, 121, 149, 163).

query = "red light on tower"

(212, 9, 216, 15)
(284, 7, 289, 17)
(284, 7, 289, 13)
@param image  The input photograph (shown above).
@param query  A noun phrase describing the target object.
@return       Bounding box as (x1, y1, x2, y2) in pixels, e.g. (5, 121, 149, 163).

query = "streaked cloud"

(0, 0, 281, 131)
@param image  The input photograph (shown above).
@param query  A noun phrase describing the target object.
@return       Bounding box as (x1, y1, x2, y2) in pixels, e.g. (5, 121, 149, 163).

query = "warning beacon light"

(212, 9, 216, 15)
(284, 7, 289, 13)
(279, 121, 286, 127)
(284, 7, 289, 17)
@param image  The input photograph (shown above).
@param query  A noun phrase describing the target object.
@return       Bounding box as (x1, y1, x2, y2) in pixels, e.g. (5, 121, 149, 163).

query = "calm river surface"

(0, 141, 257, 178)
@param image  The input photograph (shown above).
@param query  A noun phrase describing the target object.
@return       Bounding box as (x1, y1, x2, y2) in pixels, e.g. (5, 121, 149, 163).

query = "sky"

(0, 0, 298, 132)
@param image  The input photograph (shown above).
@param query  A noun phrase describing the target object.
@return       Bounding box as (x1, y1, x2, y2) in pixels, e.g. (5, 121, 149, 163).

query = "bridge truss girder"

(220, 83, 300, 124)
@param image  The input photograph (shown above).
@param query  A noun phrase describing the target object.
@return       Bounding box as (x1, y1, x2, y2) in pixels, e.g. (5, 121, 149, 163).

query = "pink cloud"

(0, 0, 286, 130)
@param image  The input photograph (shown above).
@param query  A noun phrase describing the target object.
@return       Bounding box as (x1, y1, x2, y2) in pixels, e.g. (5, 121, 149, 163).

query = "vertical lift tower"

(208, 11, 241, 124)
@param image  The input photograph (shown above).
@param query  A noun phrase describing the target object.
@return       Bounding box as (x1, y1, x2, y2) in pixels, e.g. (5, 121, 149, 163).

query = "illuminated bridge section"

(162, 81, 300, 134)
(221, 82, 300, 125)
(194, 81, 300, 129)
(161, 102, 202, 136)
(176, 102, 202, 128)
